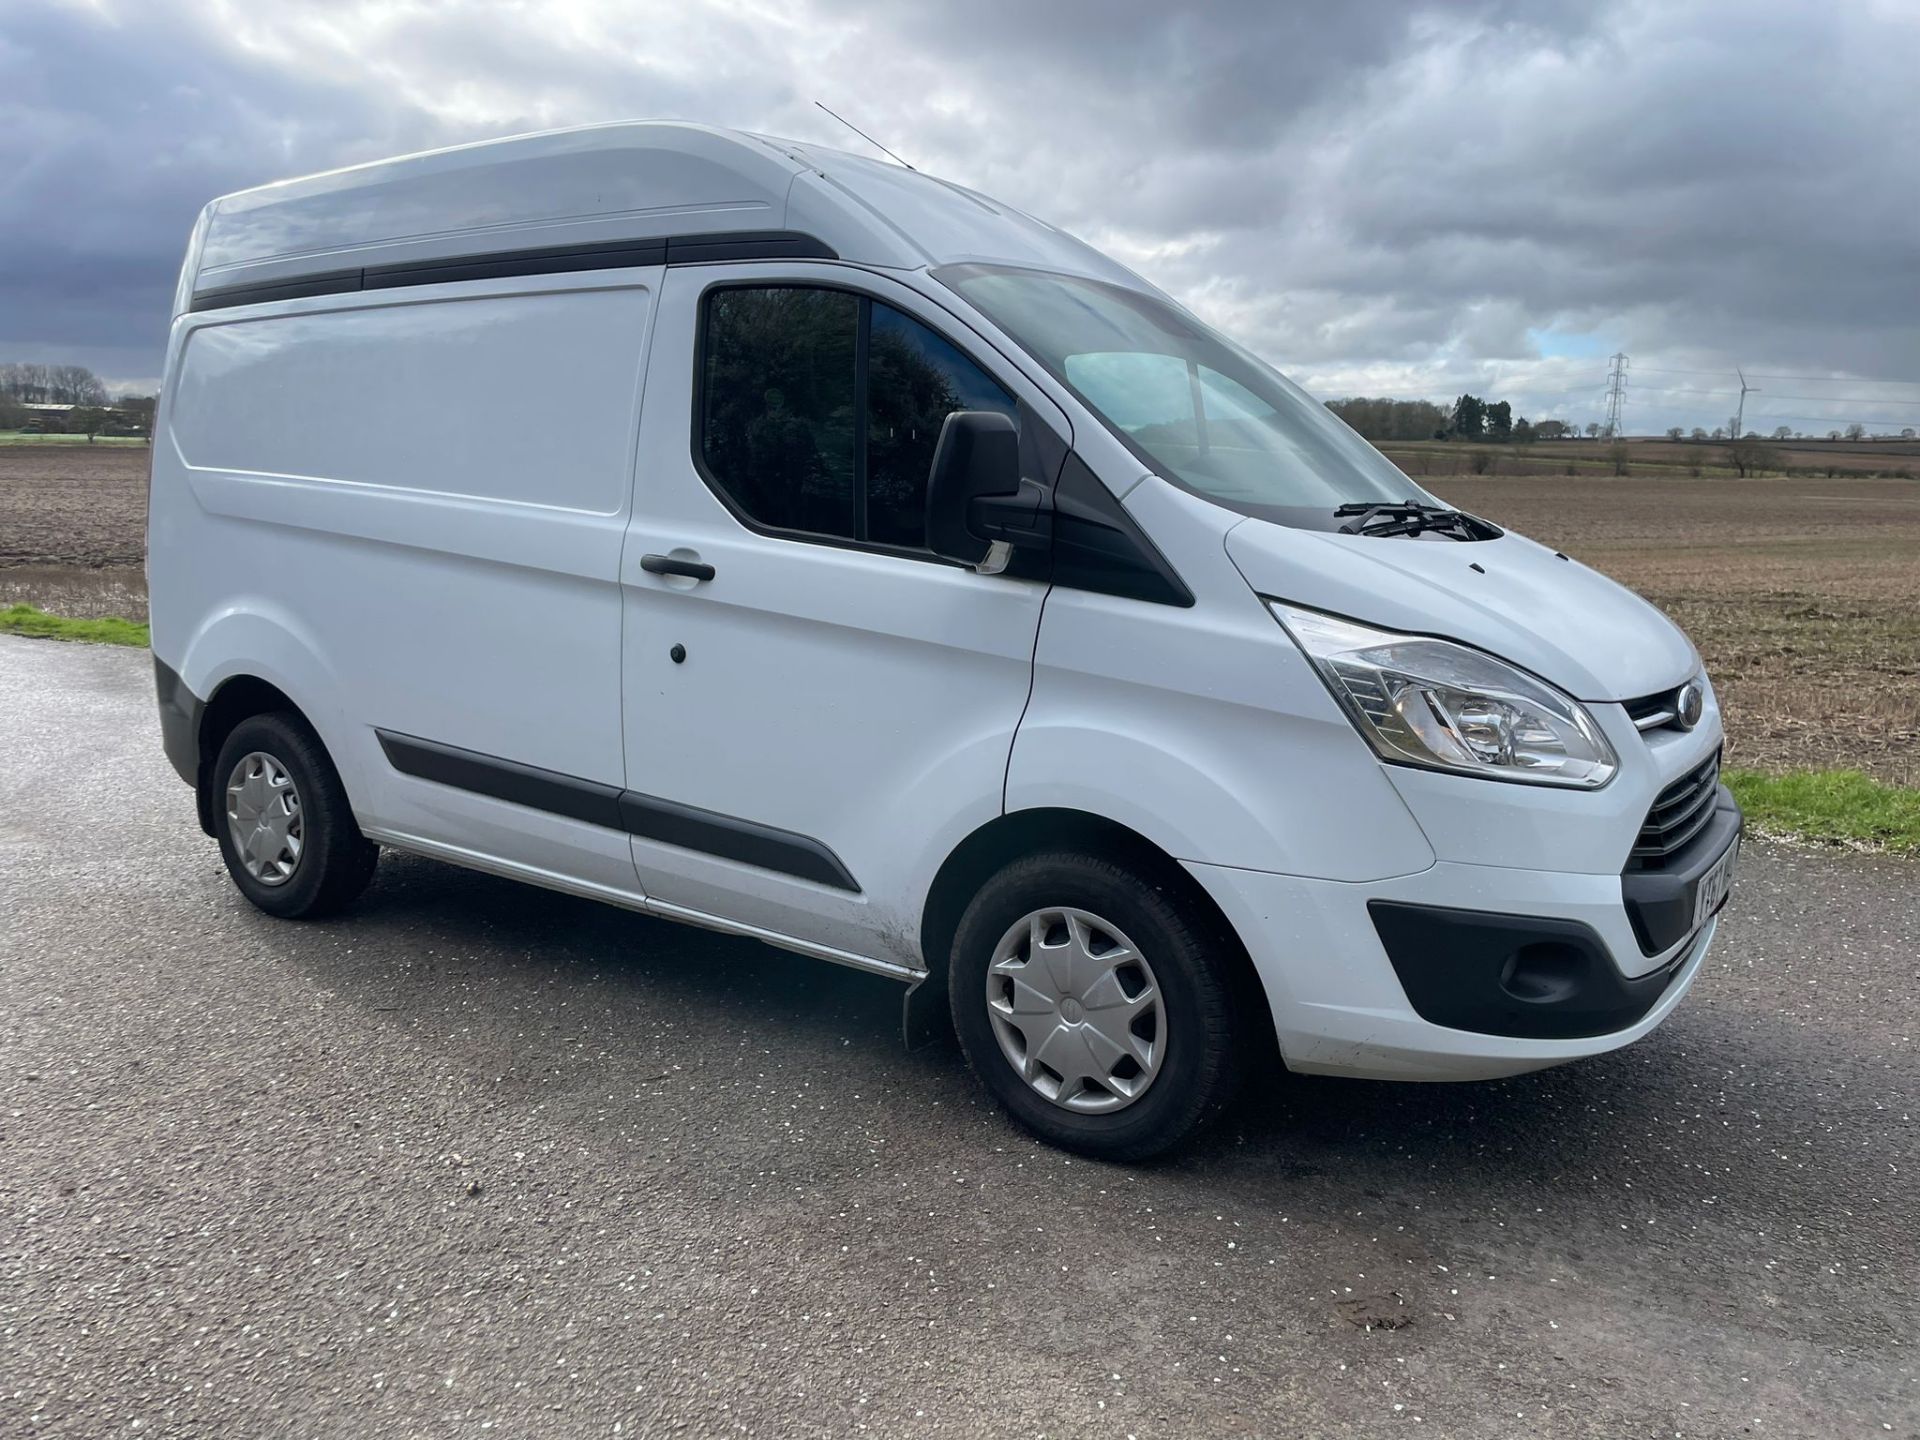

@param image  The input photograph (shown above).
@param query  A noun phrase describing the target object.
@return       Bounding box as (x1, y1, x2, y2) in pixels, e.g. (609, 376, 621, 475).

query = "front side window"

(699, 287, 858, 537)
(699, 285, 1014, 549)
(935, 264, 1437, 529)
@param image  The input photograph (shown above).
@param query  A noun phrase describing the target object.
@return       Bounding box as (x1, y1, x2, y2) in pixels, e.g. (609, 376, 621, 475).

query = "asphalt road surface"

(3, 633, 1915, 1438)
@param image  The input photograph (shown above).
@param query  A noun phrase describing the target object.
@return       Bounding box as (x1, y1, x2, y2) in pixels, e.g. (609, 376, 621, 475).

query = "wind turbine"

(1733, 368, 1760, 439)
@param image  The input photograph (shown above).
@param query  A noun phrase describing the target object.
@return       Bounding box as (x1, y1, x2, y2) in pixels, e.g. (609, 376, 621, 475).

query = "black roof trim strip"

(188, 269, 363, 312)
(364, 236, 670, 290)
(664, 230, 838, 264)
(188, 229, 839, 313)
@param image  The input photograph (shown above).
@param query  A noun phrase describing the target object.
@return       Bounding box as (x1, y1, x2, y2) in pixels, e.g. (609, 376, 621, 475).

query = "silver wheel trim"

(985, 906, 1166, 1114)
(225, 751, 304, 886)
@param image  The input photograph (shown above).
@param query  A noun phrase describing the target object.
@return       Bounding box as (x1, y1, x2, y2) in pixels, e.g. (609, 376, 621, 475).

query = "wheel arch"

(909, 806, 1276, 1060)
(191, 675, 312, 836)
(169, 601, 354, 836)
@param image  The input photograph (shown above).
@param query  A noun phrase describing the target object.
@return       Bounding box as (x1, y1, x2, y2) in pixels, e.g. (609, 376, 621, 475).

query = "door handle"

(640, 553, 716, 582)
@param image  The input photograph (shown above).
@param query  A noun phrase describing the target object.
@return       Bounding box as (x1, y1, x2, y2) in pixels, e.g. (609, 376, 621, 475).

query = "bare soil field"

(0, 445, 148, 619)
(1386, 436, 1920, 481)
(3, 445, 1916, 781)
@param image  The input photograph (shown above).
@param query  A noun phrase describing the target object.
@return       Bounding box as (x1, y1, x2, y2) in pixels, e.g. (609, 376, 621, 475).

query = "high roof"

(178, 121, 1151, 313)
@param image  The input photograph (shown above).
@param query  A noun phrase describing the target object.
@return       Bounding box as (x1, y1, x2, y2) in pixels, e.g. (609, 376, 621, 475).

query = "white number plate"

(1691, 834, 1740, 930)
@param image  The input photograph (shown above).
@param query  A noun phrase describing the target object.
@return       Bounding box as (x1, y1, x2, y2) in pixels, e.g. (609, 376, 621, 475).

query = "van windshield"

(935, 264, 1437, 528)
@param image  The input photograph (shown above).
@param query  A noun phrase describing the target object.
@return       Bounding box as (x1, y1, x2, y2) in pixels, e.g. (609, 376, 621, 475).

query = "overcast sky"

(5, 0, 1918, 435)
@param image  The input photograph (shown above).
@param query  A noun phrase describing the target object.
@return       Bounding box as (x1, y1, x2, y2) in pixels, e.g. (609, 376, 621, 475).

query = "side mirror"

(924, 411, 1051, 571)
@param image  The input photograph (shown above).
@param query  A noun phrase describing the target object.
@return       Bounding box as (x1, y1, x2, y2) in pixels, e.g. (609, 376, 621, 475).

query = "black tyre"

(212, 711, 378, 919)
(948, 850, 1247, 1161)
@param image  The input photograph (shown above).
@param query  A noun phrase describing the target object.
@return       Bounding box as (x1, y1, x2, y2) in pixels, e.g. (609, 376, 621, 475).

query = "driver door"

(618, 263, 1069, 968)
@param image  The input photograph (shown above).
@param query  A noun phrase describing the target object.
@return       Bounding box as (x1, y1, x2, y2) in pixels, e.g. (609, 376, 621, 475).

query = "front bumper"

(1369, 899, 1697, 1040)
(1622, 785, 1742, 954)
(1185, 851, 1728, 1082)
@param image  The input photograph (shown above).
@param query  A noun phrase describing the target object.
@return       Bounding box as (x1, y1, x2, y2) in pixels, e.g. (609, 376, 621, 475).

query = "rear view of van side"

(149, 123, 1741, 1159)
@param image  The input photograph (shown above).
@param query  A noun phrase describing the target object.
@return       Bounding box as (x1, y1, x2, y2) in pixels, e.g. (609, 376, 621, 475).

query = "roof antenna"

(814, 102, 916, 170)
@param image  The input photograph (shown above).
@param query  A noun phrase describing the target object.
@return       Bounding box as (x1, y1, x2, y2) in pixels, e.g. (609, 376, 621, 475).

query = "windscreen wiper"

(1334, 501, 1500, 541)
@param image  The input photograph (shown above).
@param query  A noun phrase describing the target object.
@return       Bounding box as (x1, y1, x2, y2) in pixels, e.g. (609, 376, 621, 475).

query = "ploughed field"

(1383, 434, 1920, 481)
(3, 444, 1916, 782)
(0, 444, 149, 623)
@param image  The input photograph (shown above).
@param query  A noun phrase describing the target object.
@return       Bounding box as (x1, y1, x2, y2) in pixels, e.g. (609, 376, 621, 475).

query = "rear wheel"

(948, 851, 1246, 1161)
(213, 712, 377, 918)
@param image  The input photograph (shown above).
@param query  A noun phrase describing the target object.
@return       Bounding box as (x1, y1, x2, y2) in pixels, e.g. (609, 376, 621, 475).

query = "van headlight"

(1270, 602, 1617, 788)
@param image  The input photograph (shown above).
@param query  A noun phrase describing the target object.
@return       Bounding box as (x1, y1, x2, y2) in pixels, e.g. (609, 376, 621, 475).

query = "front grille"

(1628, 750, 1722, 869)
(1624, 687, 1683, 733)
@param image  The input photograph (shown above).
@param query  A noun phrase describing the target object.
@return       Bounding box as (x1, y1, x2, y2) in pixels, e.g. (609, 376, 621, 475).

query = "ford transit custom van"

(149, 122, 1740, 1159)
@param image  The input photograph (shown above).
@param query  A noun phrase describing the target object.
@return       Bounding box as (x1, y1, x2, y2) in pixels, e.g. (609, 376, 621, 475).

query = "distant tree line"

(1326, 394, 1574, 444)
(1664, 421, 1895, 444)
(1, 362, 111, 406)
(1321, 397, 1449, 441)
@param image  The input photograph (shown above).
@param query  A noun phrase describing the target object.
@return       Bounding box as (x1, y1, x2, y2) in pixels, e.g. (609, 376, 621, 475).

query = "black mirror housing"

(925, 411, 1050, 568)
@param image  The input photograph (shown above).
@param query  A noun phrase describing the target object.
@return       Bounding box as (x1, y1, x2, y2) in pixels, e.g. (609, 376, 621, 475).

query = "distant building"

(10, 399, 147, 439)
(17, 402, 77, 434)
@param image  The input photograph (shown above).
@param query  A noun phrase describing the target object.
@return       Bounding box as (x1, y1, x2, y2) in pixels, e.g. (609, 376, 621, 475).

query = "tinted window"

(700, 287, 857, 537)
(867, 304, 1015, 547)
(699, 286, 1013, 549)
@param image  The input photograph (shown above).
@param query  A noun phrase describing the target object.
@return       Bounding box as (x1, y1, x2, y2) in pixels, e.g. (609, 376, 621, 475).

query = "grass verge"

(1725, 768, 1920, 855)
(0, 603, 149, 646)
(0, 432, 149, 446)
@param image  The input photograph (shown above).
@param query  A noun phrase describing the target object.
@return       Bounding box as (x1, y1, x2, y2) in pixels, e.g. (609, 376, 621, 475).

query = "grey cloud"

(2, 0, 1915, 435)
(0, 1, 462, 382)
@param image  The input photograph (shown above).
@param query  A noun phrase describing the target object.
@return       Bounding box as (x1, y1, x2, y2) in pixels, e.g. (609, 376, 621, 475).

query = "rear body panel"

(149, 269, 657, 900)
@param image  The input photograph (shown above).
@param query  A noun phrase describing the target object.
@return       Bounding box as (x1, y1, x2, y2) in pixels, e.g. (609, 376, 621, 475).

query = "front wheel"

(948, 851, 1247, 1161)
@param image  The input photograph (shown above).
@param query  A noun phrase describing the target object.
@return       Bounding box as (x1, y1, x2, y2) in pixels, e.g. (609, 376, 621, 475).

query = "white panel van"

(149, 123, 1741, 1158)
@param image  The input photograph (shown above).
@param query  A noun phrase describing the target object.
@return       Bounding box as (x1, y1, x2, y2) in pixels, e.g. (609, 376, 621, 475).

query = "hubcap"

(985, 907, 1166, 1113)
(225, 751, 304, 886)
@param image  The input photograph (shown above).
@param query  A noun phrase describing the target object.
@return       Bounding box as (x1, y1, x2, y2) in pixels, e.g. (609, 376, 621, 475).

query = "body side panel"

(1008, 478, 1438, 881)
(150, 270, 657, 897)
